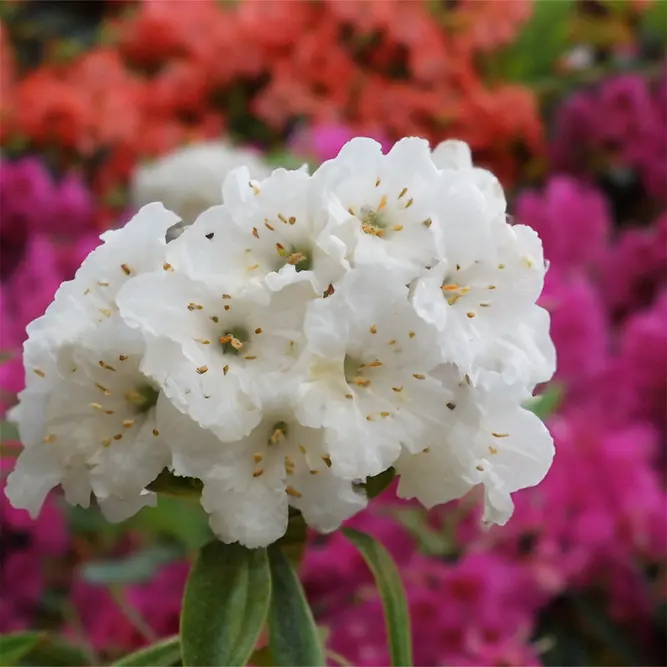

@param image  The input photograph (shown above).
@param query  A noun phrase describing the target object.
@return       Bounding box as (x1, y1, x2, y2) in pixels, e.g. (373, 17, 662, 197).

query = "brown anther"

(277, 213, 288, 224)
(102, 438, 111, 447)
(253, 468, 264, 478)
(98, 361, 117, 372)
(393, 224, 404, 231)
(113, 434, 123, 441)
(466, 311, 476, 319)
(33, 369, 46, 378)
(264, 222, 274, 231)
(223, 365, 229, 376)
(222, 294, 232, 299)
(84, 288, 91, 295)
(196, 366, 209, 374)
(456, 264, 461, 271)
(288, 216, 296, 224)
(122, 419, 134, 428)
(488, 285, 497, 290)
(479, 302, 490, 308)
(253, 453, 263, 463)
(423, 447, 431, 453)
(248, 263, 260, 271)
(254, 328, 263, 334)
(488, 446, 498, 455)
(90, 402, 103, 410)
(287, 252, 307, 265)
(121, 264, 131, 276)
(366, 360, 383, 368)
(104, 409, 115, 415)
(224, 305, 231, 311)
(163, 263, 173, 271)
(322, 455, 332, 468)
(380, 411, 390, 418)
(348, 207, 356, 216)
(498, 263, 505, 270)
(43, 434, 57, 444)
(392, 386, 403, 392)
(299, 445, 307, 454)
(99, 308, 112, 318)
(398, 187, 408, 199)
(119, 355, 128, 361)
(409, 331, 416, 338)
(423, 218, 432, 228)
(252, 227, 259, 239)
(344, 393, 354, 399)
(244, 355, 257, 360)
(310, 469, 320, 475)
(323, 284, 335, 298)
(97, 281, 109, 287)
(285, 486, 302, 498)
(412, 373, 426, 380)
(447, 402, 456, 410)
(152, 428, 160, 437)
(387, 339, 397, 345)
(95, 383, 111, 395)
(375, 178, 381, 187)
(354, 377, 371, 387)
(492, 432, 510, 438)
(378, 195, 388, 210)
(442, 283, 461, 292)
(188, 302, 203, 311)
(276, 242, 286, 254)
(476, 464, 485, 471)
(250, 182, 260, 194)
(366, 415, 374, 421)
(404, 198, 414, 208)
(370, 324, 377, 334)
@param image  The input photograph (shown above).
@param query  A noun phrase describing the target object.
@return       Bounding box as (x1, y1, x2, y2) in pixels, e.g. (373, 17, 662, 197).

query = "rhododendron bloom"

(6, 137, 555, 548)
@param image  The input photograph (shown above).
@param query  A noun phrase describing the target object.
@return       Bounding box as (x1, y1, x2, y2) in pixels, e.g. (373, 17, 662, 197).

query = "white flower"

(117, 271, 312, 441)
(131, 140, 272, 227)
(431, 139, 507, 222)
(395, 376, 554, 525)
(161, 381, 366, 548)
(411, 221, 547, 377)
(310, 137, 443, 283)
(5, 321, 177, 520)
(164, 166, 350, 295)
(27, 203, 180, 347)
(293, 266, 449, 480)
(6, 203, 184, 520)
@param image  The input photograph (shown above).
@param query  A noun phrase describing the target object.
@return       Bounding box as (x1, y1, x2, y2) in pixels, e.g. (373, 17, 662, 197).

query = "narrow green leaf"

(180, 541, 271, 666)
(0, 633, 41, 667)
(364, 467, 395, 499)
(114, 636, 181, 667)
(274, 509, 307, 567)
(342, 529, 412, 667)
(18, 636, 90, 666)
(81, 544, 183, 585)
(0, 421, 20, 444)
(266, 544, 324, 666)
(525, 384, 563, 421)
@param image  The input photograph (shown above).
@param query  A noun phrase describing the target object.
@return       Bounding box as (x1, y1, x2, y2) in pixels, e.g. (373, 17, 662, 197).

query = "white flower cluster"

(6, 138, 555, 547)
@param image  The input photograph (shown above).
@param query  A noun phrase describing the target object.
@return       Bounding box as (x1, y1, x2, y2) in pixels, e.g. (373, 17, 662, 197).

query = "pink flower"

(516, 177, 611, 274)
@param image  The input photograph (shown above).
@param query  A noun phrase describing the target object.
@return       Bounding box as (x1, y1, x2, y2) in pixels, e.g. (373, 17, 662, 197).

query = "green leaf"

(146, 469, 203, 499)
(525, 384, 563, 421)
(274, 509, 308, 567)
(18, 636, 91, 666)
(180, 541, 271, 666)
(342, 529, 412, 667)
(266, 544, 324, 666)
(114, 636, 181, 667)
(130, 495, 212, 550)
(364, 467, 396, 499)
(0, 421, 20, 444)
(486, 0, 574, 85)
(81, 544, 183, 585)
(0, 634, 41, 667)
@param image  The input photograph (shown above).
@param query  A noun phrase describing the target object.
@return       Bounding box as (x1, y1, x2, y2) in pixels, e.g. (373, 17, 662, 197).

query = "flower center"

(268, 421, 289, 446)
(360, 206, 388, 237)
(219, 326, 249, 355)
(441, 281, 470, 306)
(124, 385, 159, 413)
(276, 244, 312, 272)
(344, 354, 381, 388)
